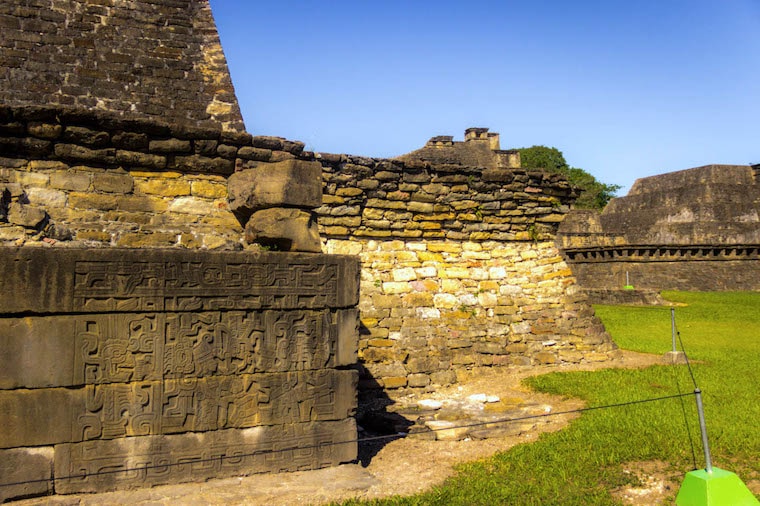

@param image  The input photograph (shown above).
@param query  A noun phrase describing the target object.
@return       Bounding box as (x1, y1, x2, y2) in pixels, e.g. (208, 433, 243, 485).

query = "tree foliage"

(517, 145, 621, 210)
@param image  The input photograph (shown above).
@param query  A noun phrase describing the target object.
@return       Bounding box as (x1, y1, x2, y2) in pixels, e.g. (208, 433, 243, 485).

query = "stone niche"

(0, 247, 360, 500)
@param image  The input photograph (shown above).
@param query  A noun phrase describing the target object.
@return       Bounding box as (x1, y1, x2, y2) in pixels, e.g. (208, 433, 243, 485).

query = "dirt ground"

(20, 350, 752, 506)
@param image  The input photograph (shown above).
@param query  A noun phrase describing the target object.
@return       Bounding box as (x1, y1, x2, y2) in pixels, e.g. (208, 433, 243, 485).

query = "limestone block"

(191, 180, 227, 199)
(0, 447, 54, 502)
(93, 172, 134, 193)
(1, 182, 24, 200)
(115, 232, 177, 248)
(0, 224, 26, 241)
(54, 419, 357, 494)
(228, 159, 323, 222)
(68, 191, 118, 211)
(7, 202, 47, 228)
(135, 178, 191, 197)
(0, 317, 76, 389)
(167, 196, 213, 214)
(245, 208, 321, 253)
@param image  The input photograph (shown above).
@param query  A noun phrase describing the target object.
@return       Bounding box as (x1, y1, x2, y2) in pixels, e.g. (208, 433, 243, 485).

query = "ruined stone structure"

(0, 1, 360, 501)
(1, 1, 623, 501)
(0, 0, 243, 131)
(398, 127, 521, 170)
(316, 130, 617, 393)
(559, 164, 760, 294)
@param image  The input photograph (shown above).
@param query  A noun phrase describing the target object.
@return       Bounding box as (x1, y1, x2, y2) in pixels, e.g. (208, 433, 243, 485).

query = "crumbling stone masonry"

(0, 105, 314, 250)
(314, 132, 618, 394)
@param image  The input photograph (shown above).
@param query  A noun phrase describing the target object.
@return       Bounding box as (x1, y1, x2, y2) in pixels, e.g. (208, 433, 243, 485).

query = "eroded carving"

(54, 420, 357, 494)
(73, 261, 340, 311)
(73, 311, 339, 385)
(71, 371, 357, 441)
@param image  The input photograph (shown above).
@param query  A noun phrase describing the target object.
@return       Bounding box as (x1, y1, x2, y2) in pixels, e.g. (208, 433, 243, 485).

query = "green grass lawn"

(342, 291, 760, 505)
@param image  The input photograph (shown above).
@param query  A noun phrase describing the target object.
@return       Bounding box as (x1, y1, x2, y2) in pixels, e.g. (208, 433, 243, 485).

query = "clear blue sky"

(209, 0, 760, 195)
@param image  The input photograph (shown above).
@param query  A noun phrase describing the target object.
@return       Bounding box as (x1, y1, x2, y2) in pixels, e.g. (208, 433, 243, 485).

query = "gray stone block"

(335, 308, 359, 367)
(0, 248, 360, 314)
(1, 309, 355, 389)
(54, 419, 357, 493)
(0, 388, 83, 449)
(0, 317, 76, 389)
(0, 447, 54, 503)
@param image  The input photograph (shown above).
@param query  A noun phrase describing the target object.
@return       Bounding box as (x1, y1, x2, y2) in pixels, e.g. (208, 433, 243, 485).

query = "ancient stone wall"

(0, 2, 363, 501)
(0, 0, 244, 131)
(315, 154, 617, 394)
(0, 247, 360, 500)
(559, 165, 760, 292)
(0, 105, 362, 502)
(0, 105, 307, 249)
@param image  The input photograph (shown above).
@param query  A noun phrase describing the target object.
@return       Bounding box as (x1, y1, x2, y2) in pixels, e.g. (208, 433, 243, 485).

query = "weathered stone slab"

(1, 309, 358, 389)
(0, 447, 54, 502)
(0, 370, 357, 448)
(54, 419, 357, 493)
(245, 208, 322, 253)
(228, 159, 323, 223)
(0, 317, 76, 389)
(0, 388, 84, 448)
(0, 248, 360, 314)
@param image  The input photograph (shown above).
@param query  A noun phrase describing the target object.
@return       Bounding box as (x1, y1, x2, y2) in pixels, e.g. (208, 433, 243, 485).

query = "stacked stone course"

(312, 152, 617, 394)
(0, 105, 307, 249)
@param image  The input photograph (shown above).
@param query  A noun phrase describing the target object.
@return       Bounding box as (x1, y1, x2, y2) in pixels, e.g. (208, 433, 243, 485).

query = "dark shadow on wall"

(353, 322, 414, 467)
(355, 365, 414, 467)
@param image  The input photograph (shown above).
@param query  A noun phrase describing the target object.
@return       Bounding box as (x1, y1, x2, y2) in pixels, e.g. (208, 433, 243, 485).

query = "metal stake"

(694, 388, 713, 473)
(671, 307, 677, 353)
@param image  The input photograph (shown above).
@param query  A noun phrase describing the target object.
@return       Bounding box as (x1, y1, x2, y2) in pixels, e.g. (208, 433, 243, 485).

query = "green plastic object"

(623, 285, 635, 290)
(676, 467, 759, 505)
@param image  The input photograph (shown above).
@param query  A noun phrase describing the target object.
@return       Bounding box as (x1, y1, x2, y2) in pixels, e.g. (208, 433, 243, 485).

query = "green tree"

(517, 145, 621, 210)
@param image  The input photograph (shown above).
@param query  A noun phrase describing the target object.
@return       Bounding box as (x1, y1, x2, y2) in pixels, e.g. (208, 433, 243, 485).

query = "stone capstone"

(228, 159, 323, 223)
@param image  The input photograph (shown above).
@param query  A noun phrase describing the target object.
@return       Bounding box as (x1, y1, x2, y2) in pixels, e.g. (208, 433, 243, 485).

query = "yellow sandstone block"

(135, 179, 191, 197)
(191, 180, 227, 199)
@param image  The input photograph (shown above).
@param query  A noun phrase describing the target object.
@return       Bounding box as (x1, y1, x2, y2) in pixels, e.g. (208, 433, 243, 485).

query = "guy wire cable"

(668, 312, 698, 469)
(0, 391, 695, 490)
